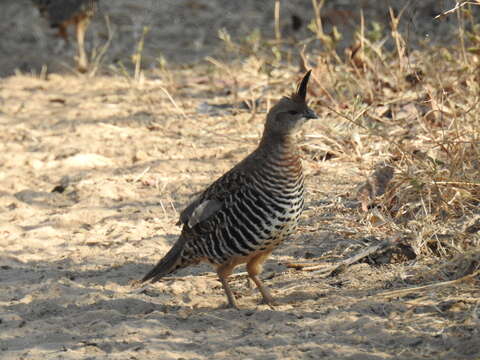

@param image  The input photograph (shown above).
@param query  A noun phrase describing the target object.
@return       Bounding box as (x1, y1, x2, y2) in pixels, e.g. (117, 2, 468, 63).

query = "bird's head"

(263, 70, 317, 138)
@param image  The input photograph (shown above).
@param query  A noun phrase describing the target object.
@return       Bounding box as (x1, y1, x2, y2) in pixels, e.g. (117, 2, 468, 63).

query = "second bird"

(142, 71, 317, 309)
(32, 0, 98, 72)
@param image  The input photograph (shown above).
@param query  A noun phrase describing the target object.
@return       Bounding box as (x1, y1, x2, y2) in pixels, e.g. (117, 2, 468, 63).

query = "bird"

(31, 0, 98, 72)
(142, 71, 317, 309)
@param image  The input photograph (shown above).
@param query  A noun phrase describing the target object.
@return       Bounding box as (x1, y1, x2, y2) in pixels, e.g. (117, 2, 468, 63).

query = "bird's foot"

(76, 56, 88, 73)
(219, 300, 240, 310)
(260, 296, 279, 310)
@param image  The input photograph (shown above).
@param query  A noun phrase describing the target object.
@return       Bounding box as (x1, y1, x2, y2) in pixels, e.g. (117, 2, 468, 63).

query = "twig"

(434, 1, 479, 19)
(286, 235, 402, 277)
(90, 14, 114, 77)
(158, 86, 187, 120)
(134, 26, 150, 83)
(376, 270, 480, 299)
(274, 0, 281, 42)
(133, 166, 150, 183)
(433, 181, 480, 187)
(311, 0, 326, 41)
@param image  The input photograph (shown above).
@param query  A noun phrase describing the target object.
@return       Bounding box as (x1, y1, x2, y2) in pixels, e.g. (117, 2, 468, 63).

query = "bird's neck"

(258, 132, 300, 163)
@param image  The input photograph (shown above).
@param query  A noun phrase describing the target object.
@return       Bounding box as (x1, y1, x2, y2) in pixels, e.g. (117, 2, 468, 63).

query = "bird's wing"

(40, 0, 97, 25)
(178, 168, 250, 228)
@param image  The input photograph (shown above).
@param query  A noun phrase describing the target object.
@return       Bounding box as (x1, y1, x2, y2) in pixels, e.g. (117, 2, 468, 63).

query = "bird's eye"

(288, 110, 299, 115)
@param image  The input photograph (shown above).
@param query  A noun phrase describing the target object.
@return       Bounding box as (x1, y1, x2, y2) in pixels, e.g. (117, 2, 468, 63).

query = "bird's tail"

(141, 234, 193, 283)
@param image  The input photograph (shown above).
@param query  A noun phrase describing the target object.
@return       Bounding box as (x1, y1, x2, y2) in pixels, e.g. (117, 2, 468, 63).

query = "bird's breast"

(251, 153, 305, 237)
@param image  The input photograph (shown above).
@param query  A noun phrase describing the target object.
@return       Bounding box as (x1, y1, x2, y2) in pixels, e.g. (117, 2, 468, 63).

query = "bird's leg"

(217, 264, 238, 309)
(219, 276, 239, 309)
(57, 24, 69, 43)
(249, 275, 276, 308)
(53, 23, 70, 54)
(247, 251, 277, 308)
(75, 15, 90, 72)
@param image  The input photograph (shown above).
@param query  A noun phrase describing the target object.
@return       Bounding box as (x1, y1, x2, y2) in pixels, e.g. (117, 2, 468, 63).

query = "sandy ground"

(1, 71, 479, 360)
(1, 1, 480, 359)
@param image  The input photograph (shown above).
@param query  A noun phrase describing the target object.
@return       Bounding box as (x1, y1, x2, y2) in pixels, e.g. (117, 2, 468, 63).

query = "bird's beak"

(304, 108, 318, 120)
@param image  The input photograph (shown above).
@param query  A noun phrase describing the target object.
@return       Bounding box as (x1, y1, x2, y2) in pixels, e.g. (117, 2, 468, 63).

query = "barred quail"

(31, 0, 98, 72)
(142, 71, 317, 309)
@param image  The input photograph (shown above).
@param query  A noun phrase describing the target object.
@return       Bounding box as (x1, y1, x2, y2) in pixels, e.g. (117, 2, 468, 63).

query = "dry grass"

(302, 4, 480, 267)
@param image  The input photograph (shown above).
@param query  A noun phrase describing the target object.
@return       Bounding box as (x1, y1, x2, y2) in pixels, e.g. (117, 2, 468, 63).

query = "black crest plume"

(291, 70, 312, 103)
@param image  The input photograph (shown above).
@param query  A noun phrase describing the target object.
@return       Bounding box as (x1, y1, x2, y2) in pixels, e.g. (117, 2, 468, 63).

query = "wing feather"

(178, 167, 250, 228)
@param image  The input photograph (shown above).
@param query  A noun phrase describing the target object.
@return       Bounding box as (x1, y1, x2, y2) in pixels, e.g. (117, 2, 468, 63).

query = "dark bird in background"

(291, 13, 303, 32)
(142, 71, 317, 309)
(31, 0, 98, 72)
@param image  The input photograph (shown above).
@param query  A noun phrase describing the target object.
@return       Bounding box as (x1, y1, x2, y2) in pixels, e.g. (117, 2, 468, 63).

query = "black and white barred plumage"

(177, 140, 304, 265)
(142, 71, 317, 309)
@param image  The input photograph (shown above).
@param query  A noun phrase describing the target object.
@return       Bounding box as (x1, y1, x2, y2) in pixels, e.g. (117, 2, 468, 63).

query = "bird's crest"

(289, 70, 312, 103)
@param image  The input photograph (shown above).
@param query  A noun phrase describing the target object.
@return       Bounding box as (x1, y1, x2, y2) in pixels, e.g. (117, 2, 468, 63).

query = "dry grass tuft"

(289, 5, 480, 264)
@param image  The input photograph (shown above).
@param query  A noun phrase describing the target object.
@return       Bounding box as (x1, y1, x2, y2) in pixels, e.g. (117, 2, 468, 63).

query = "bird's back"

(31, 0, 98, 27)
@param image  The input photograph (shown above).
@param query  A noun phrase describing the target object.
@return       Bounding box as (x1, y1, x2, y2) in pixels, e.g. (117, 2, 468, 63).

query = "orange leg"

(246, 251, 277, 308)
(216, 263, 238, 309)
(57, 24, 69, 43)
(75, 16, 90, 72)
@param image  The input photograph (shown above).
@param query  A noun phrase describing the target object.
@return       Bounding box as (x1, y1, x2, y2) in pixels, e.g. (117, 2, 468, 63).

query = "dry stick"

(435, 181, 480, 187)
(286, 235, 401, 275)
(90, 14, 114, 77)
(376, 269, 480, 299)
(158, 86, 188, 120)
(457, 0, 468, 64)
(389, 6, 407, 73)
(134, 26, 150, 83)
(40, 64, 48, 80)
(133, 166, 151, 183)
(360, 9, 366, 73)
(274, 0, 281, 43)
(311, 0, 326, 41)
(434, 1, 474, 19)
